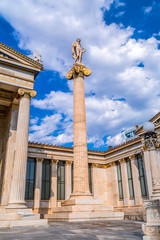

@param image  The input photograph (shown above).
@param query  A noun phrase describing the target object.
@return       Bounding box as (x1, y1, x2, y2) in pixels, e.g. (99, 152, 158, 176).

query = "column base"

(70, 192, 93, 200)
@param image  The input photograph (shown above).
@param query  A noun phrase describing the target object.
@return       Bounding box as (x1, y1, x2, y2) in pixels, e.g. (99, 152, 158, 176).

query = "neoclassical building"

(0, 42, 160, 227)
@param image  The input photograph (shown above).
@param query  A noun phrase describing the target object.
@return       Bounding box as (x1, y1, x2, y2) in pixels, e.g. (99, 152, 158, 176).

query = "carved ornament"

(18, 88, 37, 98)
(66, 64, 91, 80)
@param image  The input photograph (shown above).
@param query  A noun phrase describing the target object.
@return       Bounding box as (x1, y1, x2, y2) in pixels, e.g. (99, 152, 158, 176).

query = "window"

(71, 162, 73, 193)
(126, 158, 134, 198)
(25, 158, 35, 200)
(137, 154, 147, 196)
(57, 161, 65, 200)
(41, 160, 51, 200)
(88, 163, 92, 193)
(117, 161, 123, 199)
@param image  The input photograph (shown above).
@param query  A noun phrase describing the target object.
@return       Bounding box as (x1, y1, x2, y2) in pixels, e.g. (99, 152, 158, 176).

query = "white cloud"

(115, 11, 125, 17)
(0, 0, 160, 148)
(106, 132, 125, 146)
(143, 6, 152, 14)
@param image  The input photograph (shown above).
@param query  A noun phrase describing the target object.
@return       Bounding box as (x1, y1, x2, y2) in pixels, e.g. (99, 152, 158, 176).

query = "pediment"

(0, 42, 43, 71)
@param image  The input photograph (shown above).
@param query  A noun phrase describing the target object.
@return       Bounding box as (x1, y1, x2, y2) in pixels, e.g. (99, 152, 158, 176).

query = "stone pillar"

(7, 88, 37, 208)
(65, 161, 72, 200)
(66, 64, 92, 198)
(1, 103, 19, 205)
(111, 162, 119, 207)
(130, 155, 143, 206)
(142, 132, 160, 239)
(120, 159, 129, 206)
(33, 158, 43, 213)
(50, 159, 58, 209)
(144, 151, 153, 199)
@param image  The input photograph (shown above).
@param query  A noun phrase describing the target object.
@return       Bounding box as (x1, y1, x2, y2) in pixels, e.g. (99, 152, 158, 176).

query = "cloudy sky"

(0, 0, 160, 150)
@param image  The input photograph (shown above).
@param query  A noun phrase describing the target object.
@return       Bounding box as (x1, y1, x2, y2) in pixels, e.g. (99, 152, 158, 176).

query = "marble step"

(0, 208, 33, 214)
(44, 211, 124, 222)
(52, 205, 114, 213)
(0, 219, 48, 228)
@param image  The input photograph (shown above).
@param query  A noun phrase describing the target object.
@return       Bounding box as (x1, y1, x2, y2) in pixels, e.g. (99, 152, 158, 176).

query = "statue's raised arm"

(72, 38, 86, 64)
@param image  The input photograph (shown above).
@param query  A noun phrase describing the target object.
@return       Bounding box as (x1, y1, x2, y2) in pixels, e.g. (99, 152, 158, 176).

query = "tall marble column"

(50, 159, 58, 210)
(7, 88, 37, 208)
(120, 159, 129, 206)
(33, 158, 43, 213)
(66, 64, 91, 198)
(130, 155, 143, 206)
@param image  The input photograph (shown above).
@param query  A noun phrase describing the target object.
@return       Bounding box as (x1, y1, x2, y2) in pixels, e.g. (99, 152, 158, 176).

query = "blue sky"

(0, 0, 160, 150)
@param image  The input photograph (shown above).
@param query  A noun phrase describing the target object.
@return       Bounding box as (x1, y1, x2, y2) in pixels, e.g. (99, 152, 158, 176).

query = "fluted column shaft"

(50, 159, 58, 209)
(72, 73, 90, 196)
(120, 159, 129, 206)
(33, 158, 43, 212)
(65, 161, 72, 199)
(7, 88, 36, 208)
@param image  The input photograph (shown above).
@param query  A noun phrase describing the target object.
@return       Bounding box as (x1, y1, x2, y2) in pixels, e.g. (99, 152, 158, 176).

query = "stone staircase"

(44, 198, 124, 222)
(0, 208, 48, 228)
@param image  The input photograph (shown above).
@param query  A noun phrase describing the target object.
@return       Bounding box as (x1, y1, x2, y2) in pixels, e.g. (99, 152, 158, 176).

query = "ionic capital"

(66, 64, 91, 80)
(119, 158, 126, 164)
(18, 88, 37, 98)
(51, 159, 59, 164)
(36, 158, 44, 163)
(129, 155, 135, 161)
(65, 161, 73, 165)
(110, 162, 117, 167)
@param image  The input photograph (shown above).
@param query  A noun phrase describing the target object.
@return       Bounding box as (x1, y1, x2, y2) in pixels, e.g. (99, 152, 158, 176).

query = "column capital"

(18, 88, 37, 98)
(51, 159, 59, 164)
(119, 158, 126, 164)
(65, 161, 73, 165)
(129, 155, 135, 161)
(91, 163, 98, 168)
(36, 157, 44, 163)
(110, 161, 117, 167)
(66, 64, 91, 80)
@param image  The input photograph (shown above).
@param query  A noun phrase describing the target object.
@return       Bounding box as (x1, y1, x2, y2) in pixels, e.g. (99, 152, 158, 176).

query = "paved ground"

(0, 220, 144, 240)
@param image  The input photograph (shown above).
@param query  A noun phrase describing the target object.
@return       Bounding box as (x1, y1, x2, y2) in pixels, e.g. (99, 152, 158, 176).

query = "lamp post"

(142, 122, 160, 240)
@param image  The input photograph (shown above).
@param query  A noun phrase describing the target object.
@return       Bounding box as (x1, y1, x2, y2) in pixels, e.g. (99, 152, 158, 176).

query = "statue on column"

(72, 38, 86, 64)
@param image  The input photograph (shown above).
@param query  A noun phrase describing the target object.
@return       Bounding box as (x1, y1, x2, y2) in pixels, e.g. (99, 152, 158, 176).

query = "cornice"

(28, 136, 141, 156)
(0, 42, 44, 70)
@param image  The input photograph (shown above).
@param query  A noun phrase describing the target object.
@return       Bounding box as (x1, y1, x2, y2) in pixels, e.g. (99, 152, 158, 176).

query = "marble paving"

(0, 220, 143, 240)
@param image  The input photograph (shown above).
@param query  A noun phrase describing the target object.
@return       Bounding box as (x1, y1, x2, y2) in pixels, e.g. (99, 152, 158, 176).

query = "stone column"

(66, 64, 91, 198)
(50, 159, 58, 209)
(1, 103, 19, 205)
(7, 88, 37, 208)
(143, 151, 153, 199)
(142, 132, 160, 240)
(65, 161, 72, 200)
(111, 162, 119, 207)
(130, 155, 143, 206)
(120, 159, 129, 206)
(33, 158, 43, 213)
